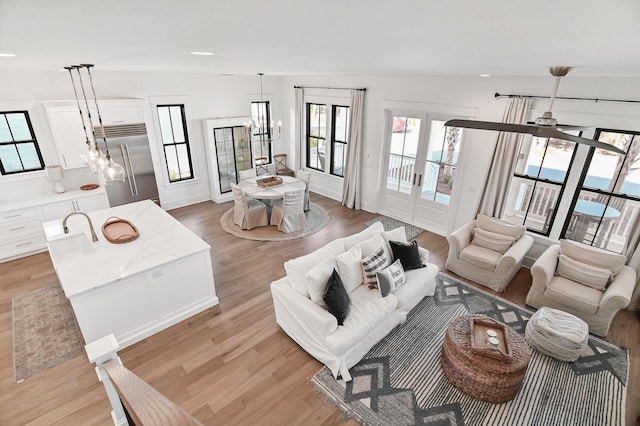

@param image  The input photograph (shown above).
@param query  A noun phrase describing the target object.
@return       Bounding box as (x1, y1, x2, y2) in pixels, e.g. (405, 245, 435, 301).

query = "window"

(306, 103, 327, 171)
(422, 120, 462, 205)
(306, 102, 349, 176)
(565, 129, 640, 253)
(250, 101, 272, 164)
(157, 105, 194, 182)
(330, 105, 349, 177)
(0, 111, 44, 175)
(503, 132, 579, 235)
(213, 126, 252, 194)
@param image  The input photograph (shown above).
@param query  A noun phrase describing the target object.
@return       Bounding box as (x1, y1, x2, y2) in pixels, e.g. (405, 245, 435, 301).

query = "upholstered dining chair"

(273, 153, 295, 177)
(296, 170, 311, 211)
(231, 183, 269, 230)
(270, 189, 306, 233)
(238, 168, 256, 182)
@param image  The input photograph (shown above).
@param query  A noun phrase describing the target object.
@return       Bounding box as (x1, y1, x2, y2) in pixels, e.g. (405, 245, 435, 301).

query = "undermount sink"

(47, 233, 96, 267)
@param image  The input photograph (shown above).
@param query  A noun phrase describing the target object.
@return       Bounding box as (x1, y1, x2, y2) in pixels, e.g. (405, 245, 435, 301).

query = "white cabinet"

(42, 99, 147, 170)
(0, 190, 110, 262)
(69, 251, 217, 347)
(40, 194, 109, 222)
(0, 207, 46, 260)
(45, 106, 90, 170)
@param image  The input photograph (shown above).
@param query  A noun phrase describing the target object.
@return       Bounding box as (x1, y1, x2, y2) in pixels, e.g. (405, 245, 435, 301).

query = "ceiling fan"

(444, 66, 625, 154)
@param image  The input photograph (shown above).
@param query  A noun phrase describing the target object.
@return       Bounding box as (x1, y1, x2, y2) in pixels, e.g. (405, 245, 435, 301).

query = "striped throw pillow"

(361, 247, 388, 289)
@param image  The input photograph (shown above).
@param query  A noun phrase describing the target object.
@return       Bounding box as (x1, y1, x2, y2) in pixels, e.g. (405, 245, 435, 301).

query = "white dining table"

(238, 175, 305, 200)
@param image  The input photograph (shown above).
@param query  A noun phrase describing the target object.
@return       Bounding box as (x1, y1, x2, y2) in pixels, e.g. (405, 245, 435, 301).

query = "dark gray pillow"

(323, 269, 350, 325)
(390, 240, 425, 270)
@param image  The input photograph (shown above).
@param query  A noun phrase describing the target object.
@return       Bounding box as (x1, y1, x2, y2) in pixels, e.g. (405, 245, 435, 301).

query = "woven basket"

(440, 314, 531, 403)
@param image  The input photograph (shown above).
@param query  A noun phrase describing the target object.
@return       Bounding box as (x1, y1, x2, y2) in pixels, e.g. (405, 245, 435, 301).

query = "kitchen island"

(43, 200, 218, 348)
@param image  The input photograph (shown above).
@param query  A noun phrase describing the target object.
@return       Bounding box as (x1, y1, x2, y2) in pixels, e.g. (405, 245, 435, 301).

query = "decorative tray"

(257, 176, 283, 188)
(81, 184, 100, 190)
(469, 316, 512, 361)
(101, 216, 139, 244)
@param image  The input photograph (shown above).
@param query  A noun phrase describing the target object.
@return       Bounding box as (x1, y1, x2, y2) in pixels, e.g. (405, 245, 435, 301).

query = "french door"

(380, 110, 463, 234)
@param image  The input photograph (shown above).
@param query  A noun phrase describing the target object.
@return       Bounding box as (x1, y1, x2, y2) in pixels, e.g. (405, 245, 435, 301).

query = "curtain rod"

(294, 85, 366, 91)
(494, 92, 640, 104)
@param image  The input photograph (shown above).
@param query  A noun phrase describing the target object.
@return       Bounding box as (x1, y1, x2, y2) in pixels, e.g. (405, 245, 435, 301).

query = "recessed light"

(0, 53, 16, 57)
(190, 51, 214, 56)
(480, 74, 491, 77)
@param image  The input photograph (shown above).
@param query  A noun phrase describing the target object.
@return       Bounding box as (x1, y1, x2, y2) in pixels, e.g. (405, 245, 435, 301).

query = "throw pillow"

(342, 221, 385, 250)
(471, 227, 515, 254)
(376, 259, 406, 297)
(359, 233, 388, 258)
(477, 214, 525, 240)
(382, 226, 407, 262)
(361, 247, 388, 289)
(556, 254, 613, 291)
(336, 245, 363, 293)
(323, 269, 350, 325)
(560, 239, 626, 276)
(305, 255, 337, 306)
(390, 240, 425, 270)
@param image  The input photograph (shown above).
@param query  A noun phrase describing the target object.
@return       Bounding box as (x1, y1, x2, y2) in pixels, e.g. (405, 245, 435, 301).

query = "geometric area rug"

(12, 285, 84, 383)
(311, 272, 628, 426)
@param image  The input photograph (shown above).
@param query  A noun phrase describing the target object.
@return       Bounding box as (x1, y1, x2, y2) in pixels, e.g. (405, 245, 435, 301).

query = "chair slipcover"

(238, 168, 256, 182)
(270, 189, 306, 233)
(526, 241, 636, 337)
(296, 170, 311, 211)
(446, 215, 533, 292)
(231, 183, 269, 230)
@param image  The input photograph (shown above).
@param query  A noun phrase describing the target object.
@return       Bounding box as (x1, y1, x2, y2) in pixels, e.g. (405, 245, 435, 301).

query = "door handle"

(123, 144, 139, 196)
(412, 173, 417, 186)
(119, 145, 136, 197)
(418, 174, 422, 187)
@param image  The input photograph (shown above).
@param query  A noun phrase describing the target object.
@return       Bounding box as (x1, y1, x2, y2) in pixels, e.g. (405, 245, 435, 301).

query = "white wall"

(280, 75, 640, 235)
(0, 70, 283, 210)
(2, 68, 640, 231)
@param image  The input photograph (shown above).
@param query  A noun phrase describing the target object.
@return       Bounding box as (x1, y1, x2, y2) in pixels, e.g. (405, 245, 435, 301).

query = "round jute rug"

(220, 202, 329, 241)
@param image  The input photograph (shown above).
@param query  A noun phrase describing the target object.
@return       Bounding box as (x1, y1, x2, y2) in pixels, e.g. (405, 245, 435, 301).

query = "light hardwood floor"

(1, 194, 638, 425)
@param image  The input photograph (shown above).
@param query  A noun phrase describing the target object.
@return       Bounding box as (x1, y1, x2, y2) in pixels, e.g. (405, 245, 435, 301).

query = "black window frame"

(562, 128, 640, 252)
(250, 100, 273, 164)
(330, 105, 349, 177)
(306, 103, 327, 172)
(156, 104, 194, 183)
(0, 111, 45, 175)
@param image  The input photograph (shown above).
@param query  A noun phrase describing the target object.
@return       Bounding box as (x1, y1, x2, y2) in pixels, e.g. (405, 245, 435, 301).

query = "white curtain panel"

(476, 97, 531, 217)
(295, 87, 304, 171)
(623, 217, 640, 310)
(342, 90, 365, 209)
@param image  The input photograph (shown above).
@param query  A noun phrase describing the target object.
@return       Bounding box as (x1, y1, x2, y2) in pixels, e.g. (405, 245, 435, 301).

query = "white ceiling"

(2, 0, 640, 77)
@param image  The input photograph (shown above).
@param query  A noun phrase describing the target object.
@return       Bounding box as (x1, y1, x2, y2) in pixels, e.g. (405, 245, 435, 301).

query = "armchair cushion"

(560, 239, 626, 276)
(556, 254, 612, 291)
(471, 227, 515, 254)
(544, 276, 602, 315)
(459, 244, 502, 271)
(477, 214, 525, 240)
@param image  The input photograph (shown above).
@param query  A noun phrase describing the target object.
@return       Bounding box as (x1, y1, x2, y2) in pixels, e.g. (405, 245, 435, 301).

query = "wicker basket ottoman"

(441, 315, 531, 403)
(525, 307, 588, 362)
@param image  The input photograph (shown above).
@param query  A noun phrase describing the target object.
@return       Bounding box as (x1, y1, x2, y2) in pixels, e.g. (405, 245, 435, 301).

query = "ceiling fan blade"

(445, 119, 625, 155)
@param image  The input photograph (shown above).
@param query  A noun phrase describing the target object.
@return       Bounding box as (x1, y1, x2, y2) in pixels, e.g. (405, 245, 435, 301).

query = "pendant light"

(245, 73, 282, 159)
(65, 65, 104, 173)
(82, 64, 125, 183)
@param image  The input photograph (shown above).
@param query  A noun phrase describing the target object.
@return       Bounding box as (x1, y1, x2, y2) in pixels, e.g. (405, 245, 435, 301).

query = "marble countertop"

(43, 199, 211, 298)
(0, 186, 107, 213)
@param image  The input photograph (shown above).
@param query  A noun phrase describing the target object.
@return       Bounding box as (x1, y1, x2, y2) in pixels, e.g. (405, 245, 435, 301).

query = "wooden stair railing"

(86, 334, 203, 426)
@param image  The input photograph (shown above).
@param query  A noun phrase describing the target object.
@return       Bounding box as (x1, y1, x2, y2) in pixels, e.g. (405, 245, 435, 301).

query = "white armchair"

(526, 240, 636, 337)
(446, 215, 534, 292)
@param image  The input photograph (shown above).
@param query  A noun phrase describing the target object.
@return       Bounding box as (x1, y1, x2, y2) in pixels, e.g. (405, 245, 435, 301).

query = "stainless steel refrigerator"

(95, 124, 160, 207)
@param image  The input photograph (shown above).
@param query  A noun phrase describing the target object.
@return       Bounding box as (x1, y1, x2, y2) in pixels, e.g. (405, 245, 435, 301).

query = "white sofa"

(270, 222, 439, 381)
